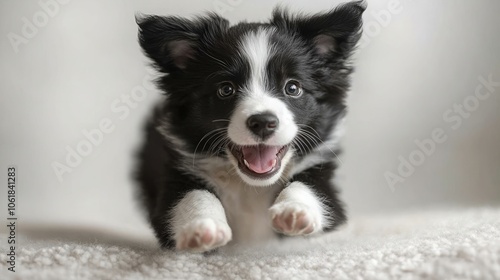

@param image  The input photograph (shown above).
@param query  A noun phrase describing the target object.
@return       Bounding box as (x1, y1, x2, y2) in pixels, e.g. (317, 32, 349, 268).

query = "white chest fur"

(194, 157, 282, 244)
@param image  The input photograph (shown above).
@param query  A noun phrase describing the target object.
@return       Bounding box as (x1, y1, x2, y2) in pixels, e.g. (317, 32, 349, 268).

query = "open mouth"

(229, 144, 289, 179)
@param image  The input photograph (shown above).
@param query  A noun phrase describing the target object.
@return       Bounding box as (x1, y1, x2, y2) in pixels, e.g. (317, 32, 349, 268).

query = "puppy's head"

(137, 1, 365, 186)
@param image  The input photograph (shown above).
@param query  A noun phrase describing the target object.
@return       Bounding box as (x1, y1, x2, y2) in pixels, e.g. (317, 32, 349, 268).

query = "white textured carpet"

(1, 207, 499, 280)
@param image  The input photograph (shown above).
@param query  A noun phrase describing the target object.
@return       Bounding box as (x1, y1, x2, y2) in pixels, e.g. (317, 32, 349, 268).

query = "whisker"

(209, 136, 230, 157)
(300, 132, 318, 152)
(199, 49, 230, 71)
(193, 127, 227, 166)
(212, 119, 231, 123)
(297, 124, 343, 165)
(207, 134, 225, 156)
(298, 130, 320, 152)
(206, 70, 228, 81)
(300, 129, 322, 149)
(201, 130, 226, 153)
(293, 137, 307, 156)
(297, 124, 321, 138)
(296, 130, 319, 155)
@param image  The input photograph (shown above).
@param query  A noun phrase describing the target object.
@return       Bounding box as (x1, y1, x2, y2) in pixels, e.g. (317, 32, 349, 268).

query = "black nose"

(246, 113, 279, 140)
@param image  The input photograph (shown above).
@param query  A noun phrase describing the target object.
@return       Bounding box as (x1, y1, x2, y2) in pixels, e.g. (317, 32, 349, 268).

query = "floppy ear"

(271, 1, 365, 59)
(136, 14, 229, 73)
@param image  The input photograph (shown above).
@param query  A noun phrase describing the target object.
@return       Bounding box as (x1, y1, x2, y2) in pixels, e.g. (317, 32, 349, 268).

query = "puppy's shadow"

(15, 224, 159, 252)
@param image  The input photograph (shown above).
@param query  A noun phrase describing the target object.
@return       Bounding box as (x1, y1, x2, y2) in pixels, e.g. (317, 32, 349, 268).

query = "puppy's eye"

(284, 80, 302, 97)
(217, 82, 236, 98)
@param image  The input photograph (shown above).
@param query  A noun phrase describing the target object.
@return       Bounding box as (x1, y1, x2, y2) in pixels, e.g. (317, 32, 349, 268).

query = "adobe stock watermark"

(7, 0, 72, 54)
(384, 74, 499, 191)
(358, 0, 411, 49)
(51, 69, 156, 182)
(213, 0, 244, 16)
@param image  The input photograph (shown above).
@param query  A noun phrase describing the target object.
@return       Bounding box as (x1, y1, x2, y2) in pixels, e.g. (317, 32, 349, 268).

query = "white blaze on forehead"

(228, 28, 298, 147)
(240, 28, 270, 93)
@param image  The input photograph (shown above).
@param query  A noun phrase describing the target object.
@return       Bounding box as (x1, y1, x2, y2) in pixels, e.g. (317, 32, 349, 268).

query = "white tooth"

(244, 159, 250, 168)
(271, 159, 277, 167)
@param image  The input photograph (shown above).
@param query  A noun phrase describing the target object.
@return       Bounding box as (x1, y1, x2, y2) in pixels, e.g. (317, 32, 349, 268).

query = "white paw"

(269, 202, 322, 236)
(175, 218, 232, 252)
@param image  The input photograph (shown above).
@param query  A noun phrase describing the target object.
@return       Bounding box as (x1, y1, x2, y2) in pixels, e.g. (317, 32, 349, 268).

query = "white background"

(1, 0, 499, 234)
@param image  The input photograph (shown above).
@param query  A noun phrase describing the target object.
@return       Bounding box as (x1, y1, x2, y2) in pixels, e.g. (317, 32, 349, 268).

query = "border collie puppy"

(136, 1, 365, 252)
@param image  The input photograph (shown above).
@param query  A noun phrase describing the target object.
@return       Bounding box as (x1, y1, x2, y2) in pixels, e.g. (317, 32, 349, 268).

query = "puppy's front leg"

(171, 190, 232, 252)
(269, 182, 328, 236)
(269, 163, 346, 236)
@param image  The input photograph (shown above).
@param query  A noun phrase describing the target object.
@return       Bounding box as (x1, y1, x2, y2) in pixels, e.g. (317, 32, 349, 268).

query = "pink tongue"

(242, 145, 280, 174)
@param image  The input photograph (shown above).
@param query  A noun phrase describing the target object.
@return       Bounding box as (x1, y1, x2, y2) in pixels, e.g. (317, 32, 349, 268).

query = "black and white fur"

(135, 1, 365, 252)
